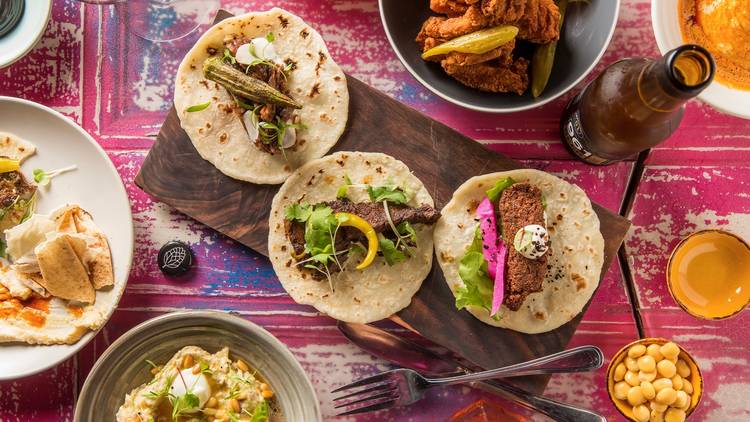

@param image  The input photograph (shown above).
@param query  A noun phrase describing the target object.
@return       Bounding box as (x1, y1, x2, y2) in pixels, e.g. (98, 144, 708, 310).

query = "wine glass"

(77, 0, 220, 42)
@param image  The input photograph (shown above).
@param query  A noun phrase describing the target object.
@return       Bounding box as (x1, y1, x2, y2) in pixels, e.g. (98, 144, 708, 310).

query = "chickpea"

(660, 342, 680, 362)
(657, 360, 677, 378)
(651, 409, 665, 422)
(613, 363, 627, 382)
(638, 371, 657, 383)
(655, 387, 678, 405)
(205, 397, 218, 408)
(192, 363, 202, 375)
(614, 381, 630, 400)
(665, 408, 686, 422)
(625, 371, 640, 387)
(627, 386, 645, 406)
(632, 404, 650, 422)
(671, 374, 683, 391)
(229, 398, 240, 413)
(625, 357, 639, 372)
(650, 402, 668, 412)
(261, 389, 274, 399)
(236, 359, 250, 372)
(628, 344, 647, 358)
(182, 354, 194, 370)
(673, 390, 690, 409)
(653, 378, 673, 392)
(640, 381, 656, 400)
(637, 355, 656, 372)
(683, 379, 694, 394)
(676, 359, 691, 378)
(647, 344, 664, 361)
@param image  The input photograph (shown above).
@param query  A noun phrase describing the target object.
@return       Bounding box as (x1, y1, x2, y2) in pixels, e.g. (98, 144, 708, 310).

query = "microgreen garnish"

(145, 359, 158, 369)
(186, 101, 211, 113)
(248, 400, 269, 422)
(265, 32, 275, 42)
(223, 48, 237, 64)
(32, 165, 77, 187)
(336, 174, 353, 199)
(380, 200, 417, 263)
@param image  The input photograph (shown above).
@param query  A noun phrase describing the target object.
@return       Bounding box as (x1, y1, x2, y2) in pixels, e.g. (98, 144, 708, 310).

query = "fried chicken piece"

(441, 56, 529, 94)
(481, 0, 560, 44)
(418, 5, 490, 39)
(430, 0, 480, 16)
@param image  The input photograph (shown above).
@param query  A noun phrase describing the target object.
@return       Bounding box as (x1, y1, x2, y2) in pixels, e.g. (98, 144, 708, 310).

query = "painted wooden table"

(1, 0, 749, 421)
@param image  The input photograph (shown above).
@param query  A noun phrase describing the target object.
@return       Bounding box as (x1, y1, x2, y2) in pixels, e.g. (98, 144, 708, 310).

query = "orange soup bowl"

(606, 338, 703, 422)
(667, 229, 750, 320)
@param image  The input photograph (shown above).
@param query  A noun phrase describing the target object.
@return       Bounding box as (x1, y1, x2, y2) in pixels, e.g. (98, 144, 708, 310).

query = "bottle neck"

(637, 45, 715, 113)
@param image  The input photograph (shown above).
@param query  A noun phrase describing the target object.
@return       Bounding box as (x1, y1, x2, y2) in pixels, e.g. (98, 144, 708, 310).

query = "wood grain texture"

(135, 11, 630, 394)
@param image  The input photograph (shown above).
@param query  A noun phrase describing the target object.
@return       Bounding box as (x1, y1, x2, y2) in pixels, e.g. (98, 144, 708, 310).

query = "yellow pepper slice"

(336, 212, 378, 270)
(421, 25, 519, 59)
(0, 158, 20, 173)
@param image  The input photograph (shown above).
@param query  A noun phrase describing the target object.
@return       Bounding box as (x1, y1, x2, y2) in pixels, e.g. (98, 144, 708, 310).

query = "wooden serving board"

(135, 10, 630, 394)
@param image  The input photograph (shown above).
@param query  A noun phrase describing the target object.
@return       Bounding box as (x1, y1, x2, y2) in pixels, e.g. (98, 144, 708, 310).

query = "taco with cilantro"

(268, 152, 440, 323)
(434, 169, 604, 334)
(174, 8, 348, 184)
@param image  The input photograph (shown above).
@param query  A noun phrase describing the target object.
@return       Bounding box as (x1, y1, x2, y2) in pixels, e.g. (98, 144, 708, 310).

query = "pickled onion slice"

(476, 197, 499, 278)
(491, 241, 507, 317)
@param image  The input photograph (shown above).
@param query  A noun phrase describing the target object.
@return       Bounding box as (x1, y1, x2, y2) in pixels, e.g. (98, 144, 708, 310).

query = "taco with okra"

(268, 152, 440, 323)
(434, 169, 604, 334)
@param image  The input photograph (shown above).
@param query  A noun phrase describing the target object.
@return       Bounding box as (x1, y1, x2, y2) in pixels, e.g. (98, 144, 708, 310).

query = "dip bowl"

(75, 310, 321, 421)
(606, 338, 703, 422)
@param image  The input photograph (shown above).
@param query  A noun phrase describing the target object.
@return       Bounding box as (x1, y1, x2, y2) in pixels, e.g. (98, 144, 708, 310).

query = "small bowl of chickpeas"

(607, 338, 703, 422)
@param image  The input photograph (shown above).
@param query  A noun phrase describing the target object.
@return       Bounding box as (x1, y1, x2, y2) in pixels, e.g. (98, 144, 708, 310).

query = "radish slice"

(281, 126, 296, 149)
(476, 197, 499, 279)
(491, 241, 507, 317)
(242, 110, 259, 140)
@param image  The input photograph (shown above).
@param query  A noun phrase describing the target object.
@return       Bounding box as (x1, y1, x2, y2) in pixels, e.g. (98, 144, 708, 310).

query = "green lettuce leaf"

(378, 234, 406, 265)
(455, 227, 494, 313)
(485, 177, 516, 202)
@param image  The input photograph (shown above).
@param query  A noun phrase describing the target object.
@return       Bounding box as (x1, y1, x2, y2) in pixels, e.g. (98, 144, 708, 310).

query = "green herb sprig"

(32, 165, 77, 187)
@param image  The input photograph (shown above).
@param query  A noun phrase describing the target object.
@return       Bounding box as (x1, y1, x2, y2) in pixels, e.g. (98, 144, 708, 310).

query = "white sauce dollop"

(235, 37, 279, 65)
(513, 224, 550, 260)
(170, 369, 211, 412)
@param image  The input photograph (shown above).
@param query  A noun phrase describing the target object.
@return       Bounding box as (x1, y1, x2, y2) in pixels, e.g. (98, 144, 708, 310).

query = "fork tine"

(330, 372, 388, 394)
(333, 387, 398, 409)
(336, 398, 398, 416)
(332, 381, 395, 402)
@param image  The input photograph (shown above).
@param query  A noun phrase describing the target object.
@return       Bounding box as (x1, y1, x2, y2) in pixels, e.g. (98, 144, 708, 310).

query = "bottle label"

(561, 108, 611, 165)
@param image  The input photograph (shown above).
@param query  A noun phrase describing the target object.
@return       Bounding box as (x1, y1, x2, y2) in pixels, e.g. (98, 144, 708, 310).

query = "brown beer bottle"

(560, 45, 715, 165)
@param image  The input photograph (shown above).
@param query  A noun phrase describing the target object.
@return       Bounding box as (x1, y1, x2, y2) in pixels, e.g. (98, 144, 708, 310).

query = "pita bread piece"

(55, 206, 114, 289)
(36, 235, 95, 304)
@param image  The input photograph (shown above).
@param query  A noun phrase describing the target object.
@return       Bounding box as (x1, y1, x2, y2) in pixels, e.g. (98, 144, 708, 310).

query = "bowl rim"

(605, 337, 704, 421)
(73, 310, 321, 421)
(651, 0, 750, 120)
(0, 0, 53, 69)
(666, 229, 750, 321)
(377, 0, 621, 113)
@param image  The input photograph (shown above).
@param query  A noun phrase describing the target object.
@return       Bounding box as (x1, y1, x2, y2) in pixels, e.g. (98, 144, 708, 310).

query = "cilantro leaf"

(249, 400, 270, 422)
(171, 392, 200, 420)
(223, 48, 237, 64)
(397, 221, 417, 245)
(336, 174, 353, 199)
(284, 203, 313, 222)
(367, 184, 409, 204)
(378, 234, 406, 265)
(485, 177, 516, 202)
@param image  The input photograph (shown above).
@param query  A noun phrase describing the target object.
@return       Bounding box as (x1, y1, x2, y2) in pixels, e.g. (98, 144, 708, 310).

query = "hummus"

(117, 346, 280, 422)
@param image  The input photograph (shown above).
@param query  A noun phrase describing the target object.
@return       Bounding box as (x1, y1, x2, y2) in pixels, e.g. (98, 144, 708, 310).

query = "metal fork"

(331, 345, 603, 416)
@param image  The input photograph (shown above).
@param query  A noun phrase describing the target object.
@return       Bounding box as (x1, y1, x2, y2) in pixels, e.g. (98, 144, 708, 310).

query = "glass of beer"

(667, 229, 750, 320)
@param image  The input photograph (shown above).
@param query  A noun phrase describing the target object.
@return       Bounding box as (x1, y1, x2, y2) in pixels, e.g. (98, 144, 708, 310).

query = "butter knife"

(338, 321, 607, 422)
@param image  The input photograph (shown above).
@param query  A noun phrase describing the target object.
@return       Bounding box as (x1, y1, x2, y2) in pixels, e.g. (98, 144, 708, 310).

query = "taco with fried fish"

(268, 152, 440, 323)
(434, 169, 604, 334)
(174, 8, 348, 184)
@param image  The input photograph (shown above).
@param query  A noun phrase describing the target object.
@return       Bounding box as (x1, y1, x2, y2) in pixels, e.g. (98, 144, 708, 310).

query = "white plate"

(652, 0, 750, 120)
(0, 0, 52, 68)
(0, 96, 133, 380)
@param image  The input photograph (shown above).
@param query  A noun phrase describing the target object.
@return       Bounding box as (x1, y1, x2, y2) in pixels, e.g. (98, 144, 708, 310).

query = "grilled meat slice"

(0, 170, 36, 231)
(499, 183, 547, 311)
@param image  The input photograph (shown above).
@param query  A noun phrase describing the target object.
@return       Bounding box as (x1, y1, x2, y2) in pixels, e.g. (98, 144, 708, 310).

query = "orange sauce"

(668, 230, 750, 319)
(67, 305, 84, 318)
(0, 296, 50, 327)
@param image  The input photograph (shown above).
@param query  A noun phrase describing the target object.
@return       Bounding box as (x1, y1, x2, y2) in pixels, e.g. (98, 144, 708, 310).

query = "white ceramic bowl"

(652, 0, 750, 119)
(0, 0, 52, 68)
(0, 96, 134, 380)
(75, 311, 322, 422)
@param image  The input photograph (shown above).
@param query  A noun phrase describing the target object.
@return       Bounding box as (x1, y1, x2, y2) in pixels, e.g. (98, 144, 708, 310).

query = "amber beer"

(560, 45, 715, 165)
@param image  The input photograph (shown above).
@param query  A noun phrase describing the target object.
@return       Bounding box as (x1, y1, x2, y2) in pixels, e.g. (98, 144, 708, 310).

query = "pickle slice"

(421, 25, 519, 59)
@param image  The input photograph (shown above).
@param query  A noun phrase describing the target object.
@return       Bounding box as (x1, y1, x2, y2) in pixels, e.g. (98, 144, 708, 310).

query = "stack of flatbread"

(4, 204, 113, 303)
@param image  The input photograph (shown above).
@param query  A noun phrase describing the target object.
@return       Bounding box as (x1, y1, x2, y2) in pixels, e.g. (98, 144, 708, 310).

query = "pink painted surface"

(0, 0, 745, 421)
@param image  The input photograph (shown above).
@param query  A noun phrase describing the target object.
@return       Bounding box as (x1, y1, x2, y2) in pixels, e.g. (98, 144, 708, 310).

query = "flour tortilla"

(268, 152, 435, 323)
(174, 8, 349, 184)
(435, 169, 604, 334)
(0, 131, 36, 162)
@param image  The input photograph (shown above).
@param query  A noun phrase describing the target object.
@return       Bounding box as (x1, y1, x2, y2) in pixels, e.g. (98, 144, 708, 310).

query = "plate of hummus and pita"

(0, 96, 133, 380)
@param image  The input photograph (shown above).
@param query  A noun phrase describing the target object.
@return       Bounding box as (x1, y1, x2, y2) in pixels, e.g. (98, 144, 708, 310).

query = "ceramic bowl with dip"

(667, 229, 750, 320)
(652, 0, 750, 119)
(607, 338, 703, 422)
